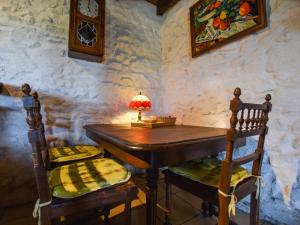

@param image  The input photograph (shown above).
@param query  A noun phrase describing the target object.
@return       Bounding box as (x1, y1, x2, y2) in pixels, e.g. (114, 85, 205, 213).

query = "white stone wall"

(1, 0, 300, 224)
(160, 0, 300, 224)
(0, 0, 163, 207)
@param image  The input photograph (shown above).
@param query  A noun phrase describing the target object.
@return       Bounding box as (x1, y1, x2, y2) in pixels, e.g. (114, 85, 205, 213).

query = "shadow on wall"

(290, 161, 300, 222)
(0, 83, 94, 208)
(0, 82, 134, 208)
(232, 138, 300, 225)
(0, 83, 38, 208)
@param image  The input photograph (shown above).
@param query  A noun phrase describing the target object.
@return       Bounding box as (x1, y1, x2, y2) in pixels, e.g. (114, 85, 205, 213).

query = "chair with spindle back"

(163, 88, 272, 225)
(22, 84, 138, 225)
(21, 84, 102, 168)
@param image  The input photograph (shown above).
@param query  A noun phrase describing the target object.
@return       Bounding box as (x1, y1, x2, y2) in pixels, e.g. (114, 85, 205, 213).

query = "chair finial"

(22, 83, 31, 96)
(234, 88, 241, 98)
(265, 94, 271, 102)
(33, 92, 39, 100)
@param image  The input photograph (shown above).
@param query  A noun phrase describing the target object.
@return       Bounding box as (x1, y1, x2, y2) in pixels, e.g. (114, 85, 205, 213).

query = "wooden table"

(84, 124, 229, 225)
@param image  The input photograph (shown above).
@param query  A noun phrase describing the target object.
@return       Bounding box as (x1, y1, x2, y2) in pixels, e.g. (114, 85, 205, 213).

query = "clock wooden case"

(68, 0, 105, 63)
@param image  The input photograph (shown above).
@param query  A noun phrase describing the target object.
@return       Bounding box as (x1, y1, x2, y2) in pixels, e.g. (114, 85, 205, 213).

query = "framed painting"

(190, 0, 267, 57)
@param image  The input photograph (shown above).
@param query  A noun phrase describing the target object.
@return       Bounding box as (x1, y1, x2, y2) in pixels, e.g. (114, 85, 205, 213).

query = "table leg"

(146, 168, 159, 225)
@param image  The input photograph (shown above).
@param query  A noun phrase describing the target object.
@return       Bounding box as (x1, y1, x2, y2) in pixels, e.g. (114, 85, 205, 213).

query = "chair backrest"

(219, 88, 272, 193)
(0, 82, 3, 93)
(22, 83, 51, 202)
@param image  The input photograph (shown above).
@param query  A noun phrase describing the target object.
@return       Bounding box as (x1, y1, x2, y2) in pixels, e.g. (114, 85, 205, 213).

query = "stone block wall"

(0, 0, 300, 224)
(160, 0, 300, 224)
(0, 0, 163, 207)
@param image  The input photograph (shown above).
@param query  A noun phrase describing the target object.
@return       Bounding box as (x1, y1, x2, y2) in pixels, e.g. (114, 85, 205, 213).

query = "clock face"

(77, 21, 97, 47)
(78, 0, 99, 18)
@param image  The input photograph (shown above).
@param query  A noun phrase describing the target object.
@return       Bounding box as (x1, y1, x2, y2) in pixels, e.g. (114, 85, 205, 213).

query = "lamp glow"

(129, 92, 151, 122)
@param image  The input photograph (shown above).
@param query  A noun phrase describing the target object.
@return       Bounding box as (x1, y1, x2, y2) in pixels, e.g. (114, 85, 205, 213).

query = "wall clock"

(68, 0, 105, 63)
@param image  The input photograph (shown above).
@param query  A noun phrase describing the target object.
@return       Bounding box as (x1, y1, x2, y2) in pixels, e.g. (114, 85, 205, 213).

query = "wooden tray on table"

(131, 116, 176, 128)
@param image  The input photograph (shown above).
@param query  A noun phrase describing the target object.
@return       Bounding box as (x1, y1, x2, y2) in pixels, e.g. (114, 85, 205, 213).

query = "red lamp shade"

(129, 92, 151, 110)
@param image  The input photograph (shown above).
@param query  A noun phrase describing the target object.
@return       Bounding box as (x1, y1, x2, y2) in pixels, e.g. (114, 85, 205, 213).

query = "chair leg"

(208, 203, 217, 217)
(217, 194, 230, 225)
(124, 197, 131, 225)
(164, 176, 172, 225)
(250, 192, 259, 225)
(40, 206, 51, 225)
(52, 218, 61, 225)
(103, 206, 110, 225)
(201, 201, 209, 217)
(201, 201, 217, 218)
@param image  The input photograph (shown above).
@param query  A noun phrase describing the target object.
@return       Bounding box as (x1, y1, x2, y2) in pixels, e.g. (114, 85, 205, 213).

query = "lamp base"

(131, 121, 175, 128)
(137, 110, 142, 122)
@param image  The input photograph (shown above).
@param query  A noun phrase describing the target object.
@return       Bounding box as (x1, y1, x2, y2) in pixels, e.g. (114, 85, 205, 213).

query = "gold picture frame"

(190, 0, 267, 57)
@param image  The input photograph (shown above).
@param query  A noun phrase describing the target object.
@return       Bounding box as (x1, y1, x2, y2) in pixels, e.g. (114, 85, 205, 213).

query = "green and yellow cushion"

(169, 158, 249, 188)
(49, 145, 101, 163)
(48, 158, 131, 199)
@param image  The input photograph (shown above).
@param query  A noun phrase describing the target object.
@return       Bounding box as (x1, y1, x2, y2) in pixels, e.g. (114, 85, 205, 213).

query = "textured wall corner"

(0, 0, 163, 207)
(1, 0, 300, 224)
(160, 0, 300, 224)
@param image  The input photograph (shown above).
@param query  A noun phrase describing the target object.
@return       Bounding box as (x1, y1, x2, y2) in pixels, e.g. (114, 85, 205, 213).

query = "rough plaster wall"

(0, 0, 299, 223)
(0, 0, 163, 207)
(160, 0, 300, 224)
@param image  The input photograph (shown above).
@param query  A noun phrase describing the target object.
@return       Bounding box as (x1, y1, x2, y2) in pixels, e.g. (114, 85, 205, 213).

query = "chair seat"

(169, 158, 250, 188)
(48, 158, 131, 199)
(49, 145, 101, 163)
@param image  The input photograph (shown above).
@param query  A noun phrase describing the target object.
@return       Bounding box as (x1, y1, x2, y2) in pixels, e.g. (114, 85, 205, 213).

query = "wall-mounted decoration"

(146, 0, 182, 15)
(190, 0, 267, 57)
(68, 0, 105, 63)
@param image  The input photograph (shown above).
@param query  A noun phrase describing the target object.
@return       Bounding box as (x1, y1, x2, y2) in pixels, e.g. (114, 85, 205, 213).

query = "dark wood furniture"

(21, 84, 102, 168)
(68, 0, 105, 62)
(146, 0, 182, 15)
(84, 124, 245, 225)
(21, 84, 137, 225)
(163, 88, 272, 225)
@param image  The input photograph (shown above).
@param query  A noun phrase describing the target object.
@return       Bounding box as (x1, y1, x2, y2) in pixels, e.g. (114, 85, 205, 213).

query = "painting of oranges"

(190, 0, 267, 57)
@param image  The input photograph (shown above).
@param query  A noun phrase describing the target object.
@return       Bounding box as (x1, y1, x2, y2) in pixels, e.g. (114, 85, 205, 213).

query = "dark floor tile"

(132, 173, 181, 194)
(171, 185, 183, 194)
(64, 210, 104, 225)
(109, 205, 163, 225)
(158, 179, 167, 200)
(0, 173, 271, 225)
(182, 214, 216, 225)
(221, 209, 265, 225)
(159, 170, 166, 180)
(0, 202, 35, 225)
(230, 209, 249, 225)
(157, 194, 201, 225)
(175, 190, 203, 211)
(0, 217, 36, 225)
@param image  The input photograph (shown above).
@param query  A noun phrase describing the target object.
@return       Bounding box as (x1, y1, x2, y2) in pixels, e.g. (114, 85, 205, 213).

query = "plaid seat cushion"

(169, 158, 249, 188)
(49, 145, 101, 163)
(48, 158, 131, 199)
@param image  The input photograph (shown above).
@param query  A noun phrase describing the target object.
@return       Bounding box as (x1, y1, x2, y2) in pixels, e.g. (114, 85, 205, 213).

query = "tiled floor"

(0, 174, 272, 225)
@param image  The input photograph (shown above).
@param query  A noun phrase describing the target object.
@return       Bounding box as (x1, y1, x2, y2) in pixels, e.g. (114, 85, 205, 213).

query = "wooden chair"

(0, 82, 3, 93)
(163, 88, 272, 225)
(22, 84, 138, 225)
(21, 84, 102, 168)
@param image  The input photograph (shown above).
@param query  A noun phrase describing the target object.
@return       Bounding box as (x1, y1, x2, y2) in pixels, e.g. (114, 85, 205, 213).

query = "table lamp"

(129, 92, 151, 122)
